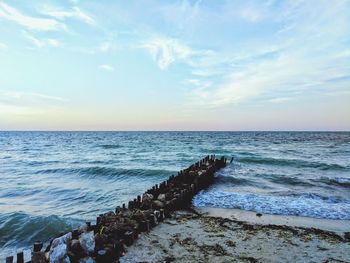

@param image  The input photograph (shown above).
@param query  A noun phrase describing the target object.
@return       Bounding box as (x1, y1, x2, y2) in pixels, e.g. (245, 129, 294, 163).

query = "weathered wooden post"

(16, 252, 24, 263)
(33, 241, 43, 252)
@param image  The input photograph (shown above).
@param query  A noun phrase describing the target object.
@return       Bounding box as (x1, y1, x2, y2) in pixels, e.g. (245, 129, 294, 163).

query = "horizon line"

(1, 130, 349, 132)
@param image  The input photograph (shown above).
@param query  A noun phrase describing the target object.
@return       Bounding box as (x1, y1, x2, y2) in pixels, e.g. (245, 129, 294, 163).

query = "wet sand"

(196, 207, 350, 233)
(120, 209, 350, 263)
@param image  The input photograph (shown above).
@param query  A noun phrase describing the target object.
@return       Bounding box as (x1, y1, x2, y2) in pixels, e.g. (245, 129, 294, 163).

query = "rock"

(142, 193, 153, 203)
(52, 232, 72, 248)
(256, 213, 262, 217)
(141, 193, 154, 209)
(157, 194, 166, 202)
(49, 232, 72, 263)
(79, 231, 95, 255)
(152, 200, 164, 209)
(50, 243, 69, 263)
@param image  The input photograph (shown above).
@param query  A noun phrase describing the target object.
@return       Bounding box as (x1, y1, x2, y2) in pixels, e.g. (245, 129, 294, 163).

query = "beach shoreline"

(120, 209, 350, 263)
(196, 207, 350, 233)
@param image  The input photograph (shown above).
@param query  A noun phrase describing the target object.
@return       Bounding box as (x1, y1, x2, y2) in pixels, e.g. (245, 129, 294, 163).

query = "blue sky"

(0, 0, 349, 130)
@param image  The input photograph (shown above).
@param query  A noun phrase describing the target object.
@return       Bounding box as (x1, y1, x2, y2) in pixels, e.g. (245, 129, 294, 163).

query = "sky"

(0, 0, 349, 131)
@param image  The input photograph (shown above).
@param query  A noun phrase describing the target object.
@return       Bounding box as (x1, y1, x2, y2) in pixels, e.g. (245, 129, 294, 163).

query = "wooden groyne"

(5, 155, 227, 263)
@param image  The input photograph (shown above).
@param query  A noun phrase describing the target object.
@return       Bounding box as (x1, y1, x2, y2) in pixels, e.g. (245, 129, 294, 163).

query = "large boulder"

(157, 194, 166, 202)
(49, 232, 72, 263)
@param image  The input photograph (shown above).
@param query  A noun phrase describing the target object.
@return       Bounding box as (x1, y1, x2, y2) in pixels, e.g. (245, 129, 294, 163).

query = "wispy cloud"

(39, 6, 95, 25)
(185, 0, 350, 108)
(99, 41, 121, 53)
(189, 51, 349, 108)
(0, 91, 67, 117)
(23, 31, 61, 48)
(183, 79, 211, 89)
(99, 64, 114, 72)
(268, 97, 291, 103)
(0, 91, 67, 103)
(139, 35, 216, 71)
(140, 36, 193, 70)
(0, 2, 65, 31)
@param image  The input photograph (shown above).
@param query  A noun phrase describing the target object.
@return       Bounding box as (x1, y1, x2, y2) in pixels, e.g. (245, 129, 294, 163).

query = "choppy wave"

(216, 173, 317, 187)
(35, 166, 173, 179)
(316, 177, 350, 188)
(234, 155, 348, 170)
(193, 191, 350, 220)
(0, 212, 81, 247)
(98, 144, 122, 149)
(256, 173, 316, 187)
(216, 176, 254, 186)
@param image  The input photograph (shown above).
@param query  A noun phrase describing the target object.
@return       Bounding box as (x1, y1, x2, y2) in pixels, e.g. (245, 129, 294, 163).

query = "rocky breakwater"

(5, 155, 227, 263)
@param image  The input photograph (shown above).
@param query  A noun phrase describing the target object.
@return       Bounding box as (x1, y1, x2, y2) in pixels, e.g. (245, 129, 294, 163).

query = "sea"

(0, 131, 350, 260)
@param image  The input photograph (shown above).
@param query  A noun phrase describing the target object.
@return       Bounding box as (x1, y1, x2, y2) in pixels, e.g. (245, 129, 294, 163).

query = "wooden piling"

(33, 241, 43, 252)
(4, 156, 228, 263)
(16, 252, 24, 263)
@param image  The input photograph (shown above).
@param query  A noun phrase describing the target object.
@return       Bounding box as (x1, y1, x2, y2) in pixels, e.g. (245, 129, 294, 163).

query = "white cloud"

(0, 90, 67, 105)
(190, 51, 348, 108)
(0, 91, 67, 116)
(140, 37, 193, 70)
(28, 92, 66, 102)
(99, 64, 114, 72)
(40, 6, 95, 25)
(0, 2, 64, 31)
(185, 0, 350, 108)
(184, 79, 211, 88)
(23, 31, 61, 48)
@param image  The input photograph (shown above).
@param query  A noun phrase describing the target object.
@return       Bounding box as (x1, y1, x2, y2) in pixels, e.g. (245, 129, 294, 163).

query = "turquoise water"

(0, 131, 349, 259)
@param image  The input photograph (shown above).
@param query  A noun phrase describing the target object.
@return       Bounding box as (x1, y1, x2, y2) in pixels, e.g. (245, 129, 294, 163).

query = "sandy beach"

(120, 209, 350, 263)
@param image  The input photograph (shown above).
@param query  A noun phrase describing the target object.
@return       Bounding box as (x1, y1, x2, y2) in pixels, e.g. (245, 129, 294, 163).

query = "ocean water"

(1, 131, 350, 259)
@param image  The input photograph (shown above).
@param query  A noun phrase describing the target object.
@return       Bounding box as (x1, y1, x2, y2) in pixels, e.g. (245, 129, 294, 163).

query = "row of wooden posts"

(5, 155, 227, 263)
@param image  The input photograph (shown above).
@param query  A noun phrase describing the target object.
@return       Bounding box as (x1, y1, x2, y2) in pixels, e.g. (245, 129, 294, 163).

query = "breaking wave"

(193, 191, 350, 220)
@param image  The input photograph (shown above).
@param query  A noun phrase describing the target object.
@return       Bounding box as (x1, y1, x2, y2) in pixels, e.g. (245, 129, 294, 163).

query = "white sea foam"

(193, 191, 350, 220)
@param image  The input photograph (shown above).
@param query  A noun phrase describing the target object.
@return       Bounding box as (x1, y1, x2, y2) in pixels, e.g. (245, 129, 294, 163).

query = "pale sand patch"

(120, 210, 350, 263)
